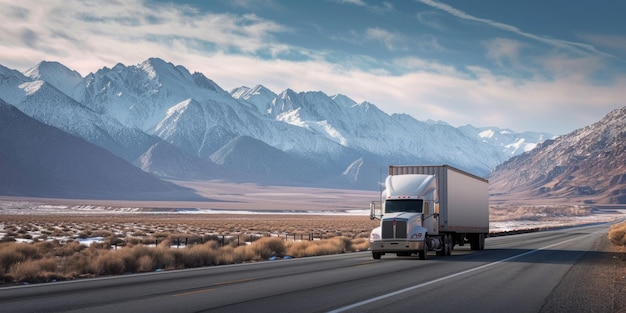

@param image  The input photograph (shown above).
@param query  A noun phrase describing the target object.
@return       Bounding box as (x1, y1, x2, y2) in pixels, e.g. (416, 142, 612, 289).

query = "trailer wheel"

(478, 233, 485, 250)
(470, 234, 479, 250)
(372, 252, 381, 259)
(470, 233, 485, 250)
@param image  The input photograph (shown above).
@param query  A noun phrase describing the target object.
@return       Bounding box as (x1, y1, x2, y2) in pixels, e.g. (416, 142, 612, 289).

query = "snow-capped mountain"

(0, 64, 160, 162)
(23, 61, 83, 97)
(254, 88, 508, 176)
(489, 106, 626, 204)
(458, 125, 554, 156)
(75, 58, 230, 132)
(230, 85, 277, 114)
(0, 58, 559, 195)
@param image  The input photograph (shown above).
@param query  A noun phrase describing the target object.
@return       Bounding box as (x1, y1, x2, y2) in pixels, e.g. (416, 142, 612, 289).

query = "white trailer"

(369, 165, 489, 259)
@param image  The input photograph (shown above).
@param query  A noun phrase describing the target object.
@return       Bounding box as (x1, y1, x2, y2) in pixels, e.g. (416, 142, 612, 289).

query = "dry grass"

(0, 235, 369, 284)
(609, 222, 626, 246)
(0, 213, 378, 285)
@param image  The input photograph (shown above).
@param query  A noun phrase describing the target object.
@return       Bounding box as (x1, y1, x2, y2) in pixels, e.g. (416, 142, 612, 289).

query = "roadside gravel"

(540, 234, 626, 313)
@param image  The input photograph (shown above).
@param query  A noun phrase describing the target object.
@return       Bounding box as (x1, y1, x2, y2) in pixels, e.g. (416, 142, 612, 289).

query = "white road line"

(327, 234, 587, 313)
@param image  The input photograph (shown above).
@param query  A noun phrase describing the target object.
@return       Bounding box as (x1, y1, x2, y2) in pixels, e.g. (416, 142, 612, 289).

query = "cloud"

(416, 11, 446, 31)
(365, 28, 409, 52)
(485, 38, 522, 62)
(0, 0, 292, 71)
(578, 33, 626, 56)
(335, 0, 393, 13)
(419, 0, 616, 59)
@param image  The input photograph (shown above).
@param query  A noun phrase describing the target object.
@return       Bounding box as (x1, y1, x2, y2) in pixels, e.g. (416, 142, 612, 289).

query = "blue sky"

(1, 0, 625, 135)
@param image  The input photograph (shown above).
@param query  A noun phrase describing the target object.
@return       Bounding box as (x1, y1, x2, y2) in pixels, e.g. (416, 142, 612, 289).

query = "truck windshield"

(385, 199, 423, 214)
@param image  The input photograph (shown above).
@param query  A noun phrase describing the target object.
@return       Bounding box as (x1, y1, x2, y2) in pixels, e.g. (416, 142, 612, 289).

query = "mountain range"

(10, 58, 621, 202)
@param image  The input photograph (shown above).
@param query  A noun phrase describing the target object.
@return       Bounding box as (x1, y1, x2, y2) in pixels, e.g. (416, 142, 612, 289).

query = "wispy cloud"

(416, 11, 446, 31)
(335, 0, 393, 13)
(484, 38, 525, 70)
(578, 33, 626, 55)
(419, 0, 617, 60)
(365, 27, 408, 52)
(0, 0, 293, 71)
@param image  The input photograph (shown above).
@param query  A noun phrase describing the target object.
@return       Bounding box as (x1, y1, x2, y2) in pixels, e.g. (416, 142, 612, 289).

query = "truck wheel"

(478, 233, 485, 250)
(470, 234, 485, 250)
(418, 244, 427, 260)
(436, 234, 453, 256)
(372, 252, 381, 259)
(470, 234, 479, 250)
(445, 234, 453, 256)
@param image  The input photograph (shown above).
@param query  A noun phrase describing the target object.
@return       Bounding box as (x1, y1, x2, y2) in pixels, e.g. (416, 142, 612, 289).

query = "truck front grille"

(382, 220, 407, 239)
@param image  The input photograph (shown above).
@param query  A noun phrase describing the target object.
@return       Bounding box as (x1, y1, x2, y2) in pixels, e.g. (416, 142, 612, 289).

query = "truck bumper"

(370, 240, 425, 253)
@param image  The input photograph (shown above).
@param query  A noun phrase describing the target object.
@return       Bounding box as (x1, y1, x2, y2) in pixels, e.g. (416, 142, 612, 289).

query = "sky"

(1, 0, 625, 135)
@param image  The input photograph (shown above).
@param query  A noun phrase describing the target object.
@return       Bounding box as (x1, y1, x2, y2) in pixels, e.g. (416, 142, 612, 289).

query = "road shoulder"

(540, 234, 626, 313)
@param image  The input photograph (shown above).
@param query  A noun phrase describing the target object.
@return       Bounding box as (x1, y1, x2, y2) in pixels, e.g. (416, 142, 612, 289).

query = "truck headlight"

(410, 233, 423, 239)
(370, 233, 381, 241)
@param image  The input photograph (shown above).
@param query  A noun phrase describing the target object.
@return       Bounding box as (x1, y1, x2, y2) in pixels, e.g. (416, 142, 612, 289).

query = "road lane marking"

(172, 278, 255, 297)
(213, 278, 256, 286)
(327, 235, 584, 313)
(356, 261, 378, 267)
(172, 288, 215, 297)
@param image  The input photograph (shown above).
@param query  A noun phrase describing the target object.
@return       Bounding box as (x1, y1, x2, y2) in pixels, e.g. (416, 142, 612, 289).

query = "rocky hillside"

(489, 106, 626, 204)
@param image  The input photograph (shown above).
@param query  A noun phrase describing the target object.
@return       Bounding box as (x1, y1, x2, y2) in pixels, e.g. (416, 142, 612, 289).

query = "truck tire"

(470, 234, 479, 250)
(418, 243, 427, 260)
(470, 233, 485, 250)
(478, 233, 485, 250)
(372, 252, 381, 259)
(436, 234, 453, 256)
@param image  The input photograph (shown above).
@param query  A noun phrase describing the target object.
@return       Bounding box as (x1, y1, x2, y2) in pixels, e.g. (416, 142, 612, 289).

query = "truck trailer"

(369, 165, 489, 259)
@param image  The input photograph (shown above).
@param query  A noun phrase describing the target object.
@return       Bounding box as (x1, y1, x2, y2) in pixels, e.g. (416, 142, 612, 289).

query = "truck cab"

(369, 174, 442, 259)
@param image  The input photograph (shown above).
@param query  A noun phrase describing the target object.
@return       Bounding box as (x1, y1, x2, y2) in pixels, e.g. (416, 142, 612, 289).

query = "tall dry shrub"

(350, 238, 370, 252)
(286, 237, 352, 257)
(137, 255, 155, 272)
(286, 241, 312, 257)
(9, 258, 58, 283)
(90, 252, 125, 275)
(55, 241, 86, 257)
(250, 237, 285, 259)
(231, 245, 258, 263)
(180, 244, 216, 267)
(0, 242, 44, 275)
(152, 245, 175, 270)
(215, 245, 236, 265)
(0, 243, 25, 273)
(609, 222, 626, 246)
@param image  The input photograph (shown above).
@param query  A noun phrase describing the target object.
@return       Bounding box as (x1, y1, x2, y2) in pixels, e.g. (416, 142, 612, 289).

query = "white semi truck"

(369, 165, 489, 259)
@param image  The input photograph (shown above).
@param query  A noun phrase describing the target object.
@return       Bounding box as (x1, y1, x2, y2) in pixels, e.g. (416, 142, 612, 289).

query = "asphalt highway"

(0, 223, 617, 313)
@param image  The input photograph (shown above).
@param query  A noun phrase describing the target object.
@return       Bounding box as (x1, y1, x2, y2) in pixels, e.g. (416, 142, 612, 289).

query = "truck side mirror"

(370, 201, 382, 220)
